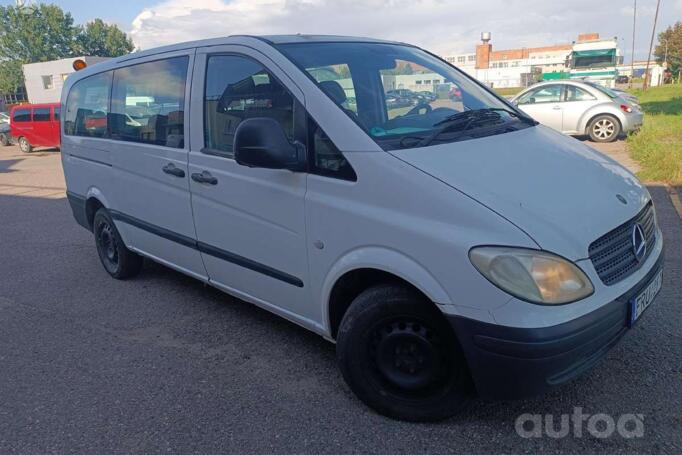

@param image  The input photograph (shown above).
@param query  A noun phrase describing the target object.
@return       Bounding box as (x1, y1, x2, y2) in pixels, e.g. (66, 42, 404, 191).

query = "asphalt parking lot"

(0, 144, 680, 453)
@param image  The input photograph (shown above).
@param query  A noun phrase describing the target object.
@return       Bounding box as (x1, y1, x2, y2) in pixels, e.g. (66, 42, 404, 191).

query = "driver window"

(380, 60, 462, 119)
(518, 85, 562, 105)
(307, 64, 356, 114)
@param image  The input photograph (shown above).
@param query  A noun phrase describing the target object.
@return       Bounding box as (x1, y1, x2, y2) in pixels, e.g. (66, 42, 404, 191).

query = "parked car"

(615, 75, 629, 84)
(417, 91, 438, 102)
(448, 85, 462, 101)
(9, 103, 61, 152)
(385, 94, 413, 109)
(387, 89, 420, 105)
(0, 112, 11, 146)
(63, 35, 663, 422)
(511, 80, 643, 142)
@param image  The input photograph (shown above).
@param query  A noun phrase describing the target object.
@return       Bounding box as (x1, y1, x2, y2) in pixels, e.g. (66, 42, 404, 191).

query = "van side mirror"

(234, 118, 305, 171)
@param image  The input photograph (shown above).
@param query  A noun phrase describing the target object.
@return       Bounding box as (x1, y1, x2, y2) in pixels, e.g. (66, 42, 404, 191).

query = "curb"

(667, 185, 682, 220)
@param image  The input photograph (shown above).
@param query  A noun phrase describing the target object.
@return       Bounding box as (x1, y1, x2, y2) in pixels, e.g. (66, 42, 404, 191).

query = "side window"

(307, 64, 356, 114)
(518, 85, 562, 105)
(565, 86, 596, 102)
(33, 108, 50, 122)
(308, 117, 357, 181)
(53, 107, 60, 121)
(13, 109, 31, 122)
(204, 55, 294, 157)
(110, 56, 189, 148)
(64, 71, 112, 138)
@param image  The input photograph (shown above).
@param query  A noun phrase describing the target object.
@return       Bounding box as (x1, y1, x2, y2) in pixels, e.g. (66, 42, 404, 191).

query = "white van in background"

(61, 35, 663, 422)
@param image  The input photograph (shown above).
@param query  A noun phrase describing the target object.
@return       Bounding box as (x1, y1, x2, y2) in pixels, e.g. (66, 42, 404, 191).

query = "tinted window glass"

(13, 109, 31, 122)
(64, 71, 112, 137)
(205, 55, 294, 157)
(33, 108, 50, 121)
(110, 57, 188, 148)
(308, 117, 356, 181)
(53, 107, 60, 120)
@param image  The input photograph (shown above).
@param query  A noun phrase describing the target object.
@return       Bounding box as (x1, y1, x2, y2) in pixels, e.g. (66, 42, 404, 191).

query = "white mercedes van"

(61, 35, 664, 422)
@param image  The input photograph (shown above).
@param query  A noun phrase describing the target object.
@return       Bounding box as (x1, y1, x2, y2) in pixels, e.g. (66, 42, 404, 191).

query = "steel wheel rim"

(97, 220, 119, 268)
(594, 119, 615, 139)
(368, 317, 452, 397)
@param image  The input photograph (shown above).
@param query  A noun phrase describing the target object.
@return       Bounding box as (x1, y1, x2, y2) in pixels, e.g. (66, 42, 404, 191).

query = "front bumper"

(448, 252, 664, 400)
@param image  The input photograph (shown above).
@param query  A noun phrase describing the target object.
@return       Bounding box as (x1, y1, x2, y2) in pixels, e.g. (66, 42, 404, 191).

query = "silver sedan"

(511, 80, 643, 142)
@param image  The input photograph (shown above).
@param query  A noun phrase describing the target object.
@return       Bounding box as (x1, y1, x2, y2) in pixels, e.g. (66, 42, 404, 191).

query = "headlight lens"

(469, 247, 594, 304)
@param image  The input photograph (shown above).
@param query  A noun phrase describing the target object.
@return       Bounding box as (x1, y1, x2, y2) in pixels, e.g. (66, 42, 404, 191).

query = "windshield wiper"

(413, 108, 535, 147)
(433, 107, 535, 127)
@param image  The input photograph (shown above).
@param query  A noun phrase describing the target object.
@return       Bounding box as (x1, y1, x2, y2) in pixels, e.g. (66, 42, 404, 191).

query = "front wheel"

(336, 284, 471, 422)
(0, 133, 9, 146)
(93, 208, 143, 279)
(588, 115, 621, 142)
(18, 136, 32, 153)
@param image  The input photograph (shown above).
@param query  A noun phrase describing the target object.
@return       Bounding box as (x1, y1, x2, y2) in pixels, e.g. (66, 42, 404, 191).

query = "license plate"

(629, 270, 663, 326)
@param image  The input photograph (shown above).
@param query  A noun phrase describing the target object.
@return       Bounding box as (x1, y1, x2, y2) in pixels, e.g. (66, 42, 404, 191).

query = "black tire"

(0, 133, 8, 146)
(93, 208, 143, 279)
(588, 114, 621, 142)
(336, 284, 471, 422)
(18, 136, 32, 153)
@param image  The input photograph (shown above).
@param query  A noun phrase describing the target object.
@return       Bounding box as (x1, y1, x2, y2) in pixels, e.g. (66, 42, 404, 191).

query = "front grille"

(588, 202, 657, 286)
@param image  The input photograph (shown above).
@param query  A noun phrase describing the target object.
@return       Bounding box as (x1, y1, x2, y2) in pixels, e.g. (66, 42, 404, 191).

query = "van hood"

(390, 125, 650, 261)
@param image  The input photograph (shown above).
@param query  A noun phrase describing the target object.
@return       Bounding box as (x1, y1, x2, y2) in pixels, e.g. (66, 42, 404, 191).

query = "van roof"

(64, 34, 407, 87)
(112, 34, 402, 64)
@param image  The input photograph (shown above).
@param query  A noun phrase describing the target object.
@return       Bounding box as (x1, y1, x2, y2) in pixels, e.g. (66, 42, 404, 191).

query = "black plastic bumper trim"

(448, 251, 664, 400)
(66, 191, 90, 231)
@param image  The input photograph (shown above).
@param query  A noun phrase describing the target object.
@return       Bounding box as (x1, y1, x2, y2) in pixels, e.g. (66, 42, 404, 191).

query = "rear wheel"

(336, 284, 471, 422)
(18, 136, 32, 153)
(93, 208, 143, 279)
(588, 115, 621, 142)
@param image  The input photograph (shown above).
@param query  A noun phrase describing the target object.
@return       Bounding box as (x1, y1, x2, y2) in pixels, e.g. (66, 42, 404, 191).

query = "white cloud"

(129, 0, 679, 59)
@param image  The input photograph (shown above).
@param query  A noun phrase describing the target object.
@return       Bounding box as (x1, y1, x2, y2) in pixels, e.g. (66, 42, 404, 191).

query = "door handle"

(553, 105, 562, 110)
(191, 171, 218, 185)
(162, 163, 185, 178)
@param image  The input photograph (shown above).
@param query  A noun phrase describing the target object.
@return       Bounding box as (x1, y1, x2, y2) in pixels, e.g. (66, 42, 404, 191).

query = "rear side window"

(13, 109, 31, 122)
(204, 55, 294, 157)
(33, 108, 51, 122)
(64, 71, 112, 138)
(110, 56, 189, 148)
(566, 86, 596, 102)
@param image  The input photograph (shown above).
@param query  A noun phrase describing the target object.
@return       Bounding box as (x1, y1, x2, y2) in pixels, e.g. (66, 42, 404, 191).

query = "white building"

(22, 56, 110, 104)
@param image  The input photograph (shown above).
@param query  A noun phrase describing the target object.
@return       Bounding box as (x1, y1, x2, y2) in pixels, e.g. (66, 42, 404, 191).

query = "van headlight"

(469, 247, 594, 304)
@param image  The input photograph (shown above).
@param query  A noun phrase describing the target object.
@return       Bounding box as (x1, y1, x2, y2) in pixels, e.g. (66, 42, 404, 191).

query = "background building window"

(41, 75, 53, 89)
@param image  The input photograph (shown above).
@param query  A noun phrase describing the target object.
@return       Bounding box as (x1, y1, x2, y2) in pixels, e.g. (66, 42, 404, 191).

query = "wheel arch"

(322, 247, 452, 339)
(581, 109, 623, 135)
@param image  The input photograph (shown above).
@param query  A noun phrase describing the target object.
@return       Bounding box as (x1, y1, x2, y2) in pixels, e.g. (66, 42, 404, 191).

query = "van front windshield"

(276, 42, 535, 150)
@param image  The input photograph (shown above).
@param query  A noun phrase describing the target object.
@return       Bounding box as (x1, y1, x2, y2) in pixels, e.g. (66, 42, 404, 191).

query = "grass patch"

(494, 87, 523, 97)
(626, 85, 682, 184)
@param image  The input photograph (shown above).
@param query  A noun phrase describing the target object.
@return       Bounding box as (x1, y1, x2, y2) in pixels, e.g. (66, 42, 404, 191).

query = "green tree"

(0, 3, 79, 91)
(75, 19, 134, 57)
(654, 22, 682, 75)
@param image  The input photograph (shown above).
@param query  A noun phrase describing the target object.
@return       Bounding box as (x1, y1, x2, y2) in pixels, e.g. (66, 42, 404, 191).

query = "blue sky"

(3, 0, 681, 60)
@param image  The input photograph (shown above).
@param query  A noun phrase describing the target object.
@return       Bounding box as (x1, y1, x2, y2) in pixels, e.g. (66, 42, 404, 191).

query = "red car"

(10, 103, 61, 152)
